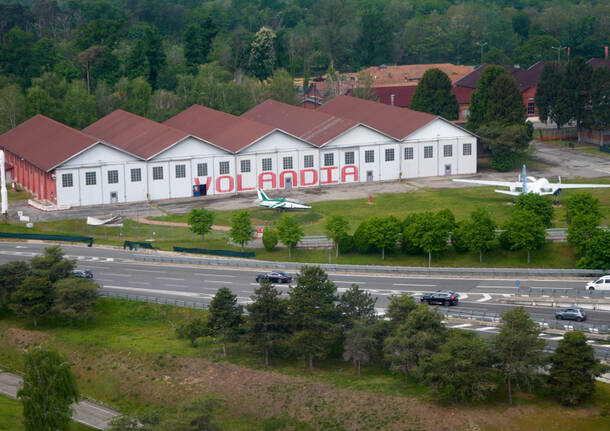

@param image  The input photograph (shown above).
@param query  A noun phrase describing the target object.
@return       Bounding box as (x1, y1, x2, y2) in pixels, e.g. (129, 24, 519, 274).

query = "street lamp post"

(477, 41, 488, 65)
(551, 46, 566, 64)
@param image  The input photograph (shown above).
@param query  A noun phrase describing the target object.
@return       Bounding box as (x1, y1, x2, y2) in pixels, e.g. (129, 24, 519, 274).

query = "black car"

(555, 307, 587, 322)
(72, 269, 93, 279)
(255, 271, 292, 283)
(420, 291, 459, 306)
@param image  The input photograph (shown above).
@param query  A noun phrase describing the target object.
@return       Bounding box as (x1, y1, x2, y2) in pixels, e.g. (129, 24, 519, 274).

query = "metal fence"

(99, 290, 207, 309)
(518, 287, 610, 299)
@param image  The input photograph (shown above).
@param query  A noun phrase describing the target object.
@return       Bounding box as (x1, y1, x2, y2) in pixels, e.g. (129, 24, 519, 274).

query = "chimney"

(606, 45, 608, 60)
(391, 94, 395, 106)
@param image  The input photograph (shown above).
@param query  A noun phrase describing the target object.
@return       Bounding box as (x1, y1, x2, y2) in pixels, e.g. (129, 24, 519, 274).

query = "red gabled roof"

(242, 99, 357, 147)
(84, 110, 188, 160)
(372, 86, 417, 108)
(455, 62, 547, 93)
(588, 58, 610, 69)
(318, 95, 436, 140)
(451, 86, 474, 105)
(0, 115, 99, 172)
(164, 105, 275, 153)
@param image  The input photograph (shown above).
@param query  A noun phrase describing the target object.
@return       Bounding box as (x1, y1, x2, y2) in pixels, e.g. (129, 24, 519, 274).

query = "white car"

(586, 275, 610, 291)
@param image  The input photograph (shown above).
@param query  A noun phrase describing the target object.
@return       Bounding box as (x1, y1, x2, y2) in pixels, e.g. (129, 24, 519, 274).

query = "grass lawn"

(0, 299, 608, 431)
(0, 394, 94, 431)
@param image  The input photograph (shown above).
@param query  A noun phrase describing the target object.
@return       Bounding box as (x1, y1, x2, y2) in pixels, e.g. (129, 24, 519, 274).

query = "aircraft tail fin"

(256, 188, 269, 201)
(522, 164, 527, 194)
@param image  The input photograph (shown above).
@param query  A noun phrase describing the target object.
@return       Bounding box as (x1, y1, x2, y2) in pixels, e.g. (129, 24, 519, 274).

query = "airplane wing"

(452, 179, 516, 187)
(553, 183, 610, 189)
(494, 190, 521, 196)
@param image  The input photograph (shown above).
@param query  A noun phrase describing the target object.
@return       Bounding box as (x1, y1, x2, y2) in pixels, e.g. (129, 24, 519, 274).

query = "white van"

(586, 275, 610, 291)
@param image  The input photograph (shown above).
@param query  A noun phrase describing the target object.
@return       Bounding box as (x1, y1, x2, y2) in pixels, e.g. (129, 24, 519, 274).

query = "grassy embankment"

(0, 395, 93, 431)
(0, 299, 609, 430)
(3, 183, 610, 267)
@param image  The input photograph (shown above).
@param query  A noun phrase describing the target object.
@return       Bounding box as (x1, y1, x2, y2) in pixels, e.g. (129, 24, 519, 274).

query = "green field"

(0, 299, 608, 431)
(0, 395, 94, 431)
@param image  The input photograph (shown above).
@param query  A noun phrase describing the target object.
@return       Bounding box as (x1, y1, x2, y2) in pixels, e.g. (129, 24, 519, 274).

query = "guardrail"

(99, 290, 207, 309)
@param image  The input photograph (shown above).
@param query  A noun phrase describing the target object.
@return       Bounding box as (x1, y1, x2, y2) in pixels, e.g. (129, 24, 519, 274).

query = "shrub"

(262, 227, 278, 251)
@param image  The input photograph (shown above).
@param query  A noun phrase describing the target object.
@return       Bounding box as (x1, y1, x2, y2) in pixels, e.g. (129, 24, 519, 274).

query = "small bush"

(262, 227, 279, 251)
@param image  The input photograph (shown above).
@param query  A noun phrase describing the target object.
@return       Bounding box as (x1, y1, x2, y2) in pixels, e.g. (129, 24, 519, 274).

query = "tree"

(276, 213, 303, 257)
(343, 319, 376, 377)
(177, 318, 208, 347)
(568, 213, 601, 255)
(499, 209, 546, 264)
(25, 85, 56, 118)
(485, 73, 526, 126)
(207, 287, 242, 357)
(386, 294, 417, 326)
(143, 25, 166, 88)
(549, 331, 609, 406)
(514, 193, 554, 228)
(357, 4, 394, 67)
(338, 284, 376, 326)
(556, 56, 593, 142)
(0, 84, 25, 133)
(565, 192, 601, 225)
(384, 304, 447, 374)
(10, 276, 54, 326)
(325, 215, 350, 258)
(589, 66, 610, 142)
(512, 35, 559, 69)
(478, 121, 532, 171)
(418, 331, 496, 402)
(249, 26, 276, 80)
(30, 246, 75, 283)
(0, 260, 30, 311)
(230, 210, 253, 250)
(410, 68, 459, 120)
(464, 208, 497, 262)
(62, 80, 97, 129)
(578, 230, 610, 270)
(535, 62, 563, 127)
(466, 65, 507, 132)
(288, 266, 338, 369)
(351, 71, 375, 100)
(52, 278, 98, 324)
(493, 307, 546, 404)
(404, 210, 454, 267)
(370, 216, 401, 260)
(246, 278, 289, 367)
(512, 11, 530, 40)
(188, 208, 215, 248)
(262, 227, 278, 251)
(265, 69, 296, 105)
(126, 39, 148, 79)
(18, 346, 79, 431)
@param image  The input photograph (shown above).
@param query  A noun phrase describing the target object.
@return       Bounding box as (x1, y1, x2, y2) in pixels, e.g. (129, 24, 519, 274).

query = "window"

(175, 164, 186, 178)
(130, 168, 141, 182)
(527, 102, 535, 115)
(107, 170, 119, 184)
(304, 154, 314, 168)
(62, 173, 73, 188)
(424, 146, 433, 159)
(262, 158, 272, 171)
(240, 159, 251, 173)
(461, 109, 469, 120)
(283, 156, 293, 170)
(152, 166, 163, 180)
(463, 143, 472, 156)
(365, 150, 375, 163)
(404, 147, 414, 160)
(85, 171, 96, 185)
(219, 161, 230, 175)
(197, 163, 208, 177)
(344, 151, 354, 165)
(323, 153, 334, 166)
(443, 145, 453, 157)
(385, 148, 395, 162)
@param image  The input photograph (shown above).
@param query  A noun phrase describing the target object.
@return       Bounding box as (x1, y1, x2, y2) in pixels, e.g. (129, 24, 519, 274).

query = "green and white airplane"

(256, 188, 311, 210)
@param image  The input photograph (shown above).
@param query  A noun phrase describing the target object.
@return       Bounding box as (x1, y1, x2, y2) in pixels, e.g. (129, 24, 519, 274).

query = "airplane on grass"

(453, 165, 610, 199)
(256, 188, 311, 210)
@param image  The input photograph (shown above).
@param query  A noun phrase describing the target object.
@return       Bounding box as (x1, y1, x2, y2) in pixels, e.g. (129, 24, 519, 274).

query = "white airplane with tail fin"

(256, 188, 311, 209)
(453, 165, 610, 197)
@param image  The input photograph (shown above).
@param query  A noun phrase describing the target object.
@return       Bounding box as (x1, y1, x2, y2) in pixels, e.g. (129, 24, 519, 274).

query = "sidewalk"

(0, 369, 120, 430)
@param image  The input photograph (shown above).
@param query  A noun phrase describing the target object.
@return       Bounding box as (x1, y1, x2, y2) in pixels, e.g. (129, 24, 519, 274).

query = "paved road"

(0, 369, 119, 429)
(1, 241, 609, 359)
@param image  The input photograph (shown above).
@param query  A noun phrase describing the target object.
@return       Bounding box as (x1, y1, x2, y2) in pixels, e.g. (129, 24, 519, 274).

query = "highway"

(1, 241, 609, 358)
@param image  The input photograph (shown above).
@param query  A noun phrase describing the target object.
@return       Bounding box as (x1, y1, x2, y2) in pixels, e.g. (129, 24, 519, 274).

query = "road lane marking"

(195, 273, 236, 277)
(475, 327, 497, 332)
(477, 294, 492, 302)
(128, 281, 149, 285)
(333, 281, 366, 284)
(157, 277, 184, 281)
(475, 285, 517, 289)
(449, 323, 473, 328)
(79, 265, 109, 269)
(166, 284, 187, 288)
(101, 285, 200, 297)
(205, 280, 233, 284)
(131, 269, 165, 274)
(101, 273, 131, 277)
(393, 283, 437, 287)
(531, 287, 572, 290)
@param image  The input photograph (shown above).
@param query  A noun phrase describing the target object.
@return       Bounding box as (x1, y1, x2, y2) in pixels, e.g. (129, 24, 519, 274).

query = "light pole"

(477, 41, 488, 65)
(551, 46, 566, 64)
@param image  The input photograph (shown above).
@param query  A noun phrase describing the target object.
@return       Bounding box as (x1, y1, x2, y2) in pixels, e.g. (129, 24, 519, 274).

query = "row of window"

(62, 144, 473, 188)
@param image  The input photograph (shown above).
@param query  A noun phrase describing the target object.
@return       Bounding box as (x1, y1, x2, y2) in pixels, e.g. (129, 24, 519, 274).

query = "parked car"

(555, 307, 587, 322)
(586, 275, 610, 291)
(72, 269, 93, 279)
(420, 291, 459, 306)
(255, 271, 292, 284)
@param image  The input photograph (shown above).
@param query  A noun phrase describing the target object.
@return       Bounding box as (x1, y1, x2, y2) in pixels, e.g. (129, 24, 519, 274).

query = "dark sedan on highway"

(72, 269, 93, 279)
(420, 291, 459, 306)
(255, 271, 292, 284)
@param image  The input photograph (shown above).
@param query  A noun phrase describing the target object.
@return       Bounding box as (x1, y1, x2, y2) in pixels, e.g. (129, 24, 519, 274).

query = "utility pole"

(476, 41, 488, 65)
(551, 46, 566, 64)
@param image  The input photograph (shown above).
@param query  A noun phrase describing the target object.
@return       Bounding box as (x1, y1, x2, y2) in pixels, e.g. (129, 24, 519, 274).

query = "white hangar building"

(0, 95, 477, 208)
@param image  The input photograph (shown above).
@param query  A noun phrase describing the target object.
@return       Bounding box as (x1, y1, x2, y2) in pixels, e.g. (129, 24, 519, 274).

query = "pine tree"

(535, 62, 563, 127)
(410, 68, 459, 120)
(556, 56, 593, 142)
(485, 73, 526, 125)
(208, 287, 243, 357)
(230, 210, 253, 250)
(466, 65, 507, 132)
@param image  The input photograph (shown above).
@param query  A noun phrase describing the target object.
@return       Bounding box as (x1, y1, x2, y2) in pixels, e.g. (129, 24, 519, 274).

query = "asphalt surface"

(1, 241, 609, 359)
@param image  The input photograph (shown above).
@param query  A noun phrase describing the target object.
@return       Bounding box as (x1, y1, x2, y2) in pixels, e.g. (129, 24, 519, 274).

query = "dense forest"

(0, 0, 608, 132)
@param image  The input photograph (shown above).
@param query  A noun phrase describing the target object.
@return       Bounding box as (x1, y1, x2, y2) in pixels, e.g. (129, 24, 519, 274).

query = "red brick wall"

(4, 150, 56, 201)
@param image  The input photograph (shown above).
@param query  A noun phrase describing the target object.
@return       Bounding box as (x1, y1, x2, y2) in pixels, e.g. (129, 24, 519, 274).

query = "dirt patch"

(3, 327, 49, 350)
